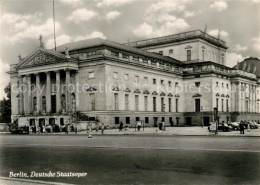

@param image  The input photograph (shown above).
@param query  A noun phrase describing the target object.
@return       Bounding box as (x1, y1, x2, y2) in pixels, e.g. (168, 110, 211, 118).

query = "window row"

(114, 93, 179, 112)
(114, 116, 174, 124)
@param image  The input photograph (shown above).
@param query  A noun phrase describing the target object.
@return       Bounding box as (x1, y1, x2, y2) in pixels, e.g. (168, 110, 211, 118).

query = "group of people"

(87, 122, 105, 134)
(239, 121, 251, 134)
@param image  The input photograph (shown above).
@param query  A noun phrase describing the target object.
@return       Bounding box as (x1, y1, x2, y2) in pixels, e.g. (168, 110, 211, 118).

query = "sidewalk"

(76, 126, 260, 137)
(1, 127, 260, 137)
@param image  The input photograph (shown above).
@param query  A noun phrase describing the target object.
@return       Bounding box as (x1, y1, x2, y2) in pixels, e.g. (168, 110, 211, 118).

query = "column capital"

(54, 70, 60, 73)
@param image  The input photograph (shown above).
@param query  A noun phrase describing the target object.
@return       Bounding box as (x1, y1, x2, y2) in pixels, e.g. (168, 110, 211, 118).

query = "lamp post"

(201, 106, 203, 128)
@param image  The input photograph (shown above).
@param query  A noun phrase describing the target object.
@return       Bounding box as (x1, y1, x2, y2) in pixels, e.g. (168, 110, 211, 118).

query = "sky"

(0, 0, 260, 100)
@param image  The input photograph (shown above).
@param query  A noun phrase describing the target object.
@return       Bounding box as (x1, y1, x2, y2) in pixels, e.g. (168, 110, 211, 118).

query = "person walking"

(239, 121, 244, 134)
(137, 122, 141, 131)
(119, 121, 123, 131)
(101, 123, 105, 134)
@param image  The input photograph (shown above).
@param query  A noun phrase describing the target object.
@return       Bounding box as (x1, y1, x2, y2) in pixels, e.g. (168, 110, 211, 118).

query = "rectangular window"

(144, 96, 148, 111)
(153, 97, 156, 112)
(113, 72, 118, 79)
(175, 82, 179, 87)
(169, 49, 173, 54)
(135, 95, 139, 111)
(89, 72, 94, 79)
(115, 117, 120, 124)
(195, 99, 200, 112)
(124, 74, 129, 81)
(126, 117, 130, 124)
(222, 57, 224, 64)
(169, 98, 172, 112)
(161, 97, 165, 112)
(176, 99, 179, 112)
(226, 99, 229, 112)
(159, 51, 163, 55)
(125, 94, 129, 110)
(136, 117, 140, 121)
(226, 84, 229, 89)
(153, 78, 156, 84)
(216, 98, 219, 110)
(202, 50, 205, 61)
(187, 50, 191, 61)
(145, 117, 149, 124)
(135, 75, 139, 83)
(168, 81, 172, 87)
(144, 77, 148, 84)
(221, 99, 224, 112)
(114, 93, 119, 110)
(162, 117, 165, 122)
(90, 93, 95, 110)
(222, 83, 224, 88)
(216, 82, 219, 87)
(169, 117, 173, 124)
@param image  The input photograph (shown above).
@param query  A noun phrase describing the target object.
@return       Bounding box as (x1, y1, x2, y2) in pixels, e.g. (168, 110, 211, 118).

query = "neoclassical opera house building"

(8, 30, 260, 128)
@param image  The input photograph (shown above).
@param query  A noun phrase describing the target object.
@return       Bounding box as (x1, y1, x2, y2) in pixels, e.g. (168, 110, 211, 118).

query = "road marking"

(1, 143, 260, 153)
(0, 177, 74, 185)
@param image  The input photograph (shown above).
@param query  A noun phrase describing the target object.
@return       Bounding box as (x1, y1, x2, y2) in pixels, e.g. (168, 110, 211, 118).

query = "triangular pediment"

(16, 48, 70, 69)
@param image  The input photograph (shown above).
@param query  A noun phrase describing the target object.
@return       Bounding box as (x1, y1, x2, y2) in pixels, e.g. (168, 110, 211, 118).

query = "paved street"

(0, 135, 259, 185)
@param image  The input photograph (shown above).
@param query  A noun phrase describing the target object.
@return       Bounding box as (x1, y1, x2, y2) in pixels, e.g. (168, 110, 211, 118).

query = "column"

(23, 76, 29, 114)
(66, 69, 70, 112)
(27, 75, 32, 114)
(19, 76, 24, 114)
(35, 73, 41, 112)
(56, 71, 61, 112)
(46, 72, 51, 113)
(75, 71, 80, 111)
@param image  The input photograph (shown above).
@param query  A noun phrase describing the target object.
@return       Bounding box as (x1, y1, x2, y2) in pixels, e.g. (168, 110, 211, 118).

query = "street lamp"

(201, 106, 203, 128)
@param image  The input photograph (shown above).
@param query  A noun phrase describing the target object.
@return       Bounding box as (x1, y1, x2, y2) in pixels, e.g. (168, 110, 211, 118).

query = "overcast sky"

(0, 0, 260, 99)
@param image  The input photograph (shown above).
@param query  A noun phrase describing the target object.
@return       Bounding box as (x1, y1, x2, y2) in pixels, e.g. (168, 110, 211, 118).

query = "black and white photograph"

(0, 0, 260, 184)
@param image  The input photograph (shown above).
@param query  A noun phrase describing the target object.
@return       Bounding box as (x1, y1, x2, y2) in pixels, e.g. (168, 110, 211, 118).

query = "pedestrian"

(96, 123, 99, 132)
(159, 122, 162, 130)
(119, 121, 123, 131)
(75, 125, 77, 134)
(137, 122, 141, 131)
(162, 121, 165, 131)
(101, 123, 105, 134)
(239, 121, 244, 134)
(89, 122, 92, 132)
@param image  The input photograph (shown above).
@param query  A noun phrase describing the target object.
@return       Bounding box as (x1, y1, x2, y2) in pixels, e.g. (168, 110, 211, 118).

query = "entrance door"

(30, 119, 35, 126)
(195, 99, 200, 112)
(51, 95, 56, 113)
(185, 117, 192, 126)
(39, 119, 45, 133)
(203, 116, 210, 126)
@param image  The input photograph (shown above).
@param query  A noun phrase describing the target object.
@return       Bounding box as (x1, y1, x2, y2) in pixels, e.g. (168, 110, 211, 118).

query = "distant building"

(8, 30, 260, 129)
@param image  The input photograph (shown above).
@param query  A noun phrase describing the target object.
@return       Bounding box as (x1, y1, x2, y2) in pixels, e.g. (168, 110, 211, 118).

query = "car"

(247, 121, 257, 129)
(228, 122, 240, 130)
(10, 125, 29, 134)
(218, 123, 232, 132)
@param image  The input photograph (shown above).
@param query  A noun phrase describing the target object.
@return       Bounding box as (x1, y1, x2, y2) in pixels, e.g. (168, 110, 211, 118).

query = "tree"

(0, 83, 11, 123)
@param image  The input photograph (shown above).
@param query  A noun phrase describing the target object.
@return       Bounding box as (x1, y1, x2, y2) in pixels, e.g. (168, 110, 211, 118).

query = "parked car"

(247, 121, 258, 129)
(228, 122, 240, 130)
(10, 125, 29, 134)
(251, 121, 259, 129)
(218, 123, 232, 132)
